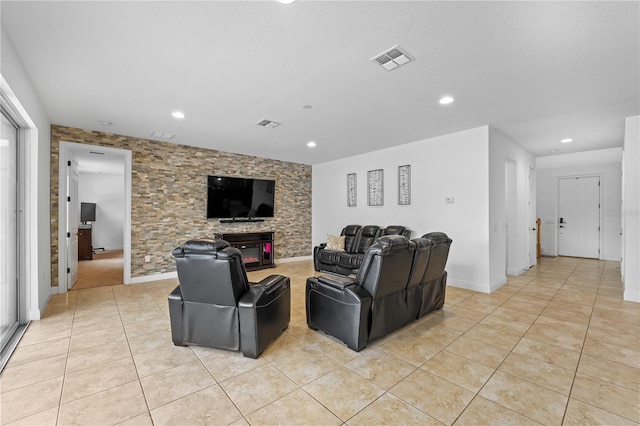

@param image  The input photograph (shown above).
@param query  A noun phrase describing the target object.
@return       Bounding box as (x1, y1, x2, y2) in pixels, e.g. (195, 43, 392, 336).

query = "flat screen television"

(80, 202, 96, 223)
(207, 176, 275, 219)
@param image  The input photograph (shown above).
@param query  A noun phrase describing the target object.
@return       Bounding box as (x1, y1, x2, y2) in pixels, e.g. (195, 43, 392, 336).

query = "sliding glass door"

(0, 109, 19, 354)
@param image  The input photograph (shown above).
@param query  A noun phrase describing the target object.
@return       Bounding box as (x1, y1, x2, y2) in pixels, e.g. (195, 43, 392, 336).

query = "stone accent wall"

(51, 125, 312, 287)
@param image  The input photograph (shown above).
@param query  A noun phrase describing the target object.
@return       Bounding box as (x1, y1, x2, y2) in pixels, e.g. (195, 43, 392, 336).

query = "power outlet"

(144, 255, 151, 263)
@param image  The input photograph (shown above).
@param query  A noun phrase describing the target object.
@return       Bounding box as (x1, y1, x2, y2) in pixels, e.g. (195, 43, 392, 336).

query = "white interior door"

(505, 160, 517, 273)
(558, 176, 600, 258)
(67, 159, 79, 288)
(529, 167, 536, 267)
(1, 110, 19, 352)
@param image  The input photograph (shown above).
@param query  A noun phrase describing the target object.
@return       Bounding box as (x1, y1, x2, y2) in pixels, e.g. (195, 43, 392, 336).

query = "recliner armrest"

(239, 275, 291, 358)
(240, 275, 290, 308)
(168, 285, 182, 302)
(252, 274, 288, 292)
(315, 274, 355, 290)
(167, 286, 185, 346)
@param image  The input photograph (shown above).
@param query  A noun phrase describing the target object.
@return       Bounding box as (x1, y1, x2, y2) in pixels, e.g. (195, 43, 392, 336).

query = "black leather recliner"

(313, 225, 411, 275)
(417, 232, 452, 318)
(306, 235, 416, 351)
(168, 239, 290, 358)
(313, 224, 362, 275)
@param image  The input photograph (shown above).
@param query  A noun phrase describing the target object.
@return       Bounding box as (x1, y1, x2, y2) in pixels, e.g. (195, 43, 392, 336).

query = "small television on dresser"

(80, 202, 96, 224)
(207, 176, 275, 219)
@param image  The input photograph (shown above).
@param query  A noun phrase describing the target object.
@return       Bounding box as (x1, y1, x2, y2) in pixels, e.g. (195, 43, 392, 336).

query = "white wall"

(313, 126, 492, 292)
(536, 148, 622, 261)
(623, 116, 639, 302)
(1, 26, 51, 318)
(488, 128, 536, 289)
(78, 172, 125, 250)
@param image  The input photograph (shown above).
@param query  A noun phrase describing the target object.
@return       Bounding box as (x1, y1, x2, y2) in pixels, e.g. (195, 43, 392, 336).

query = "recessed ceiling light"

(171, 111, 186, 119)
(439, 96, 454, 105)
(561, 138, 572, 143)
(100, 121, 113, 126)
(277, 0, 297, 4)
(549, 149, 559, 153)
(302, 105, 313, 110)
(307, 141, 317, 148)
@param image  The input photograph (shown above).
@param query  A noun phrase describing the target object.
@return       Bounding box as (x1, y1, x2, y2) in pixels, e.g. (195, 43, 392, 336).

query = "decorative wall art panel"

(367, 169, 384, 206)
(398, 165, 411, 205)
(347, 173, 357, 207)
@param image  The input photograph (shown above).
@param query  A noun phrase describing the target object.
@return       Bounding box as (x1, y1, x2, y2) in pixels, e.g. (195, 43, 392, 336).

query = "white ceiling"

(2, 1, 638, 165)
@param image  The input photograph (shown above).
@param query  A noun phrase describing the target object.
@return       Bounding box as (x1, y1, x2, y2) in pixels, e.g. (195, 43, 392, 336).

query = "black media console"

(214, 231, 275, 271)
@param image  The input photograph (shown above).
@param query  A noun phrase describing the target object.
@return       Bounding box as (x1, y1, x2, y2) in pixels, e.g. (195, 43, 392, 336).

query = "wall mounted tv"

(207, 176, 275, 219)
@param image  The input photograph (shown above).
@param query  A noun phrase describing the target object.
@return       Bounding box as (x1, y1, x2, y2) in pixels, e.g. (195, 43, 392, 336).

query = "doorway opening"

(557, 175, 601, 259)
(58, 142, 132, 293)
(505, 158, 518, 275)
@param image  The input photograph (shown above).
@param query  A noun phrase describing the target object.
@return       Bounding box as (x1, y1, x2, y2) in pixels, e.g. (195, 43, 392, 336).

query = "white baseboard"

(490, 277, 508, 292)
(129, 271, 178, 284)
(277, 255, 312, 264)
(447, 278, 490, 294)
(506, 268, 526, 276)
(623, 291, 640, 303)
(601, 256, 622, 262)
(26, 308, 42, 321)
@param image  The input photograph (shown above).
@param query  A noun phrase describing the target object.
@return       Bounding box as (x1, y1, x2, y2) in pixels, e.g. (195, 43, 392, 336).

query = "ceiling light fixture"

(439, 96, 454, 105)
(100, 121, 113, 126)
(277, 0, 297, 4)
(561, 138, 573, 143)
(549, 149, 558, 153)
(171, 111, 186, 119)
(307, 141, 316, 148)
(302, 105, 313, 110)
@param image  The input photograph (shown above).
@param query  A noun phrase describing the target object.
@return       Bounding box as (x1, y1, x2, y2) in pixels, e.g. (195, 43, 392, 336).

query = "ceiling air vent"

(371, 45, 413, 71)
(256, 119, 281, 128)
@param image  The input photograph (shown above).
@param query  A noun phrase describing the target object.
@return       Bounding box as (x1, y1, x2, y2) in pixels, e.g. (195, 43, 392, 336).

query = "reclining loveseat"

(313, 224, 411, 275)
(306, 233, 452, 351)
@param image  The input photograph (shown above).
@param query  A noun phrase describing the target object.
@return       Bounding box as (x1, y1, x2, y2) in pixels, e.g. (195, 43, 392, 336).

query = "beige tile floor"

(1, 257, 638, 425)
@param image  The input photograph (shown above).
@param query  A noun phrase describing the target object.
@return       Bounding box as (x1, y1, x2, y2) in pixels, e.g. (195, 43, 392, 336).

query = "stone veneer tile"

(50, 125, 311, 286)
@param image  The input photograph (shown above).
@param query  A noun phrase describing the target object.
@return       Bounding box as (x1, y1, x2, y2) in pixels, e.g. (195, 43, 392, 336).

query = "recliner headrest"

(342, 224, 361, 236)
(422, 232, 452, 245)
(361, 225, 380, 237)
(411, 237, 434, 251)
(371, 235, 412, 254)
(173, 239, 230, 257)
(383, 225, 407, 236)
